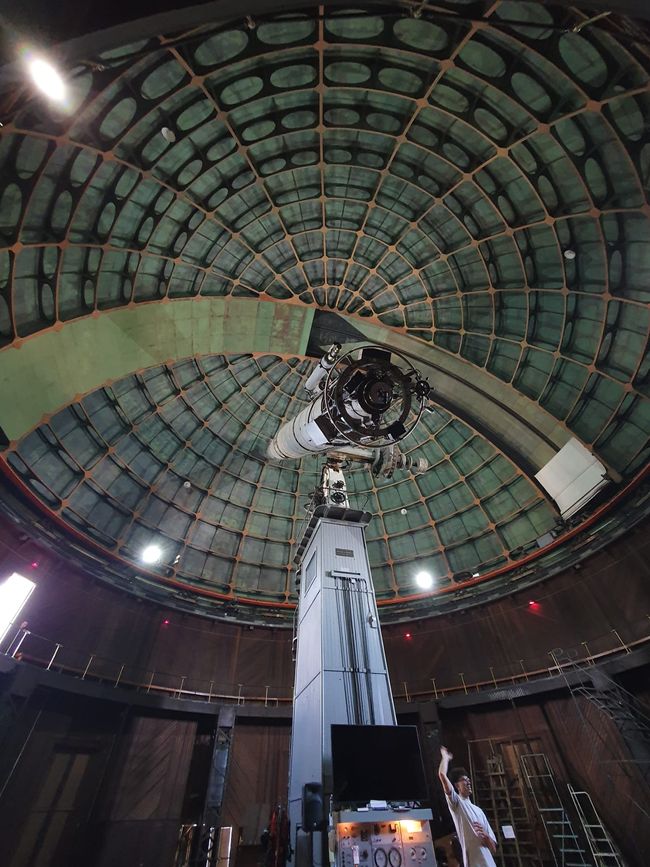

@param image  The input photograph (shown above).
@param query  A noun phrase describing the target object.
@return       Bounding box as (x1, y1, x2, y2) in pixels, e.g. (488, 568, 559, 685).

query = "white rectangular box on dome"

(535, 438, 609, 519)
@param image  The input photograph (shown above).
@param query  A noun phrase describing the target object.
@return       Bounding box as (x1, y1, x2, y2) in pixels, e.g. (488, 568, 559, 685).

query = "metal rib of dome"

(5, 352, 558, 604)
(0, 2, 648, 623)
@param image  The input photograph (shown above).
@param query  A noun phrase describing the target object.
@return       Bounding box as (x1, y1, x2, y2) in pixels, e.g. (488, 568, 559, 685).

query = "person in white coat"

(438, 746, 497, 867)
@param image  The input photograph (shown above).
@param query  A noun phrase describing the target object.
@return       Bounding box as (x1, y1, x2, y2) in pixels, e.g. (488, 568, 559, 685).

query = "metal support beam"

(195, 706, 236, 867)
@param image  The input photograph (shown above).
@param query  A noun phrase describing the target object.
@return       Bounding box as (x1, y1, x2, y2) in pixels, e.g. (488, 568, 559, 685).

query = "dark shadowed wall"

(382, 520, 650, 694)
(0, 510, 648, 867)
(1, 512, 647, 696)
(221, 720, 291, 850)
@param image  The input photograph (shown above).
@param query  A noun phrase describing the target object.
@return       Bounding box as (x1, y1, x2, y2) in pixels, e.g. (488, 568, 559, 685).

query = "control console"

(335, 811, 436, 867)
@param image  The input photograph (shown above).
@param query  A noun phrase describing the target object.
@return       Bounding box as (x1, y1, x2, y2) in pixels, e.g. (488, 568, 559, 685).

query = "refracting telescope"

(267, 344, 431, 462)
(275, 346, 438, 867)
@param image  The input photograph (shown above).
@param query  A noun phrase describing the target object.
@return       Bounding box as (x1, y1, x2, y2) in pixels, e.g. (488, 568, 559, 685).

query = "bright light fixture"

(29, 57, 66, 102)
(141, 544, 162, 564)
(415, 571, 433, 589)
(0, 573, 35, 645)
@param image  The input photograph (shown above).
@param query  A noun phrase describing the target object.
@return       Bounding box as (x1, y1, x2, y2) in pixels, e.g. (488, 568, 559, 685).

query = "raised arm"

(438, 746, 454, 796)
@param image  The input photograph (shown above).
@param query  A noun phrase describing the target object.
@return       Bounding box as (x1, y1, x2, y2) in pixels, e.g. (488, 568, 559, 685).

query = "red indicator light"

(405, 632, 412, 639)
(162, 618, 170, 626)
(30, 561, 39, 569)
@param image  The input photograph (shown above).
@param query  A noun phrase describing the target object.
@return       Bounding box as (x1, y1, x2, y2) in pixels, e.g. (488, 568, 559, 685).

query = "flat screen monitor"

(330, 724, 428, 805)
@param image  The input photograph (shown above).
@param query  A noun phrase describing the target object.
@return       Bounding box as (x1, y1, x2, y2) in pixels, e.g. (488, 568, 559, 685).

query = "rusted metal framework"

(0, 2, 648, 621)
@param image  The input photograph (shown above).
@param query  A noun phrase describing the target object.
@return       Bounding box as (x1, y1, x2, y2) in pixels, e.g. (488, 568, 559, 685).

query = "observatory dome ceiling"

(0, 1, 649, 623)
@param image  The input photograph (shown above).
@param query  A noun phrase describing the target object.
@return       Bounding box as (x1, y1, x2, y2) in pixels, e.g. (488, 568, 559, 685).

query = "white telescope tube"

(267, 389, 375, 461)
(267, 394, 331, 460)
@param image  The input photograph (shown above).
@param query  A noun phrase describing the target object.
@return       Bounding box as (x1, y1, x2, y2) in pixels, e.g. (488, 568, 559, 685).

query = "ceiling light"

(415, 571, 433, 589)
(563, 249, 576, 260)
(141, 544, 162, 564)
(161, 126, 176, 143)
(29, 58, 66, 102)
(400, 508, 407, 515)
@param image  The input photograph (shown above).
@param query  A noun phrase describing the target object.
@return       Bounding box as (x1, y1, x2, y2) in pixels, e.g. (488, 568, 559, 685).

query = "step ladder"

(472, 753, 545, 867)
(520, 753, 592, 867)
(568, 786, 626, 867)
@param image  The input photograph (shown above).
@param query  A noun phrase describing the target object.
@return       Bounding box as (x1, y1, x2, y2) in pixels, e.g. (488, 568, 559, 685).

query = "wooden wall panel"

(220, 721, 291, 852)
(1, 707, 80, 867)
(543, 694, 649, 867)
(383, 521, 650, 692)
(0, 511, 293, 695)
(94, 715, 197, 867)
(0, 509, 648, 698)
(108, 716, 196, 820)
(0, 694, 128, 867)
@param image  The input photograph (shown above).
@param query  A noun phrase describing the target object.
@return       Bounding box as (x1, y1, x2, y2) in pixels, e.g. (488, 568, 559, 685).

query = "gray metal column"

(288, 506, 396, 867)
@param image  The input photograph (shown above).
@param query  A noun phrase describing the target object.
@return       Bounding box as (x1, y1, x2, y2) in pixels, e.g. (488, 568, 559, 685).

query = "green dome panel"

(0, 2, 648, 622)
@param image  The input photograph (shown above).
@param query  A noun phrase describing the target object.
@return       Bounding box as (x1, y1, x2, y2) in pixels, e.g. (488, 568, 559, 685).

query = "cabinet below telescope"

(335, 811, 436, 867)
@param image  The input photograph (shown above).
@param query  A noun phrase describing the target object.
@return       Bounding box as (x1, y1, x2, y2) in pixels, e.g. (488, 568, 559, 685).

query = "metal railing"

(394, 617, 650, 703)
(2, 616, 648, 707)
(3, 626, 293, 706)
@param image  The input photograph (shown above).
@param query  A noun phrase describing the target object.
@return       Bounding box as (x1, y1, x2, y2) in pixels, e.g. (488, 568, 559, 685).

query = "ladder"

(554, 649, 650, 790)
(568, 786, 626, 866)
(572, 683, 650, 745)
(520, 753, 591, 867)
(550, 649, 650, 748)
(473, 753, 544, 867)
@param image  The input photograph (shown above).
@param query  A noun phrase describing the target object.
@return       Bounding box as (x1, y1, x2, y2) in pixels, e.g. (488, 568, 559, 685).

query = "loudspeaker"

(302, 782, 325, 832)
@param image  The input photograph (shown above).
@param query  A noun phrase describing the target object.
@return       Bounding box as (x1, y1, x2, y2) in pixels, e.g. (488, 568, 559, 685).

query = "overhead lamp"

(415, 571, 433, 590)
(28, 57, 66, 102)
(141, 544, 162, 565)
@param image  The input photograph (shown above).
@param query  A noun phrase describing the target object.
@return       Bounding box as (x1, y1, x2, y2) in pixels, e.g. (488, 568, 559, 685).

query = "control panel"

(336, 818, 436, 867)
